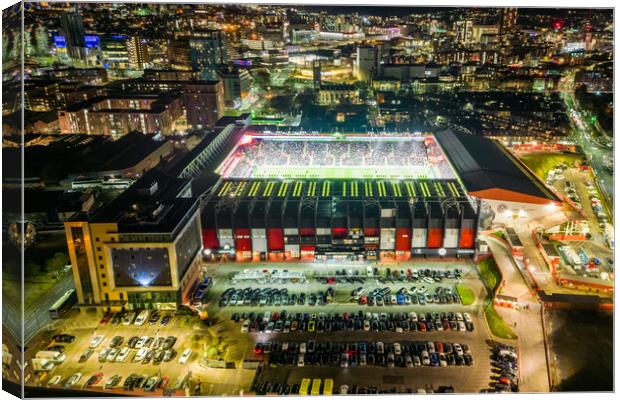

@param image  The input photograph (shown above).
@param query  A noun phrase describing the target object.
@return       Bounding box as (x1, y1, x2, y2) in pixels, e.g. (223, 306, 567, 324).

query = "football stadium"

(200, 129, 560, 262)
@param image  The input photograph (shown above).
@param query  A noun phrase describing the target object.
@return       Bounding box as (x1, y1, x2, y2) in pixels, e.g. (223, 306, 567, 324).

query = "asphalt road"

(25, 274, 76, 344)
(484, 236, 550, 393)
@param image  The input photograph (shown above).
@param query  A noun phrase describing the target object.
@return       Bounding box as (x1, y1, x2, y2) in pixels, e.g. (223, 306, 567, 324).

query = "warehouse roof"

(434, 129, 561, 205)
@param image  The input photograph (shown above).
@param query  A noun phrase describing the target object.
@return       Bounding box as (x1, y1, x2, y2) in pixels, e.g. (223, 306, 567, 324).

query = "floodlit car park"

(30, 260, 498, 394)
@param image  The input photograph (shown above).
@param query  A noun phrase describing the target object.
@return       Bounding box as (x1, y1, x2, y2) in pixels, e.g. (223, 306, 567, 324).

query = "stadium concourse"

(199, 129, 560, 263)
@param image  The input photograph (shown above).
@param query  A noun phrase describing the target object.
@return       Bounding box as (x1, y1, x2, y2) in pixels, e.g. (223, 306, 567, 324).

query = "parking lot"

(28, 310, 255, 396)
(552, 168, 614, 280)
(28, 259, 496, 395)
(202, 260, 496, 393)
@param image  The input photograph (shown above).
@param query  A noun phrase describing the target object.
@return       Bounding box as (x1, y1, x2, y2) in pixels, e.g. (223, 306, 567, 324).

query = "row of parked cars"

(258, 339, 474, 369)
(357, 285, 460, 306)
(84, 334, 188, 365)
(253, 381, 453, 396)
(47, 372, 172, 392)
(378, 268, 463, 284)
(236, 310, 474, 334)
(219, 287, 335, 308)
(491, 344, 519, 393)
(100, 310, 172, 327)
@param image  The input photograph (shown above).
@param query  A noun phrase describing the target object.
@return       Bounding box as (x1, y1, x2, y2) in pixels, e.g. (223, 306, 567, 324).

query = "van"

(31, 358, 56, 372)
(263, 311, 271, 323)
(134, 310, 150, 326)
(35, 351, 66, 364)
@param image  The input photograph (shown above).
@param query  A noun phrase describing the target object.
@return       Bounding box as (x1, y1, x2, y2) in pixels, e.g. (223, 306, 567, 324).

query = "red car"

(435, 341, 444, 353)
(359, 295, 368, 305)
(159, 377, 169, 389)
(326, 277, 336, 284)
(99, 312, 112, 325)
(419, 322, 427, 332)
(86, 372, 103, 387)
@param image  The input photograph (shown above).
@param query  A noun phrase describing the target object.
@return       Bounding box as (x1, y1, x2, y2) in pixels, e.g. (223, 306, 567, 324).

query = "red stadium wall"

(203, 229, 219, 250)
(331, 227, 347, 238)
(395, 228, 411, 252)
(268, 228, 284, 251)
(459, 228, 475, 249)
(364, 228, 380, 237)
(234, 229, 252, 252)
(427, 228, 443, 248)
(299, 228, 316, 236)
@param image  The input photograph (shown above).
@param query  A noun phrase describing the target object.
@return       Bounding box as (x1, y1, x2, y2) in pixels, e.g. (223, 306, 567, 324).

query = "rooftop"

(434, 129, 561, 205)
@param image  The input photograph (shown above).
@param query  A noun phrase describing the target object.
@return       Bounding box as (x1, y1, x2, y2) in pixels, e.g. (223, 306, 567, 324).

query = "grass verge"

(485, 303, 518, 340)
(478, 258, 501, 291)
(455, 284, 476, 305)
(519, 152, 585, 180)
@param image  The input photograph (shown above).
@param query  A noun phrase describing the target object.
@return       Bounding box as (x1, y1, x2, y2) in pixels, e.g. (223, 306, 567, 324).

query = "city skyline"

(1, 1, 614, 398)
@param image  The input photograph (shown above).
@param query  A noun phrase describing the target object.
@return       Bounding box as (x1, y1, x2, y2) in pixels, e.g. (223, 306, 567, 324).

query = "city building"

(126, 36, 150, 70)
(217, 66, 252, 108)
(189, 30, 228, 80)
(356, 45, 379, 82)
(57, 94, 183, 135)
(64, 168, 203, 310)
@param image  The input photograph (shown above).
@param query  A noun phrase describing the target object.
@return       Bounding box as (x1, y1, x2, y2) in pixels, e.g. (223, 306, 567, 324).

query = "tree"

(44, 252, 68, 273)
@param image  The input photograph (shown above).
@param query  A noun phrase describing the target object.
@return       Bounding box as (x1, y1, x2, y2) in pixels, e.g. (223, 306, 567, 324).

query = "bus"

(323, 379, 333, 395)
(49, 289, 77, 319)
(311, 379, 322, 395)
(299, 379, 311, 396)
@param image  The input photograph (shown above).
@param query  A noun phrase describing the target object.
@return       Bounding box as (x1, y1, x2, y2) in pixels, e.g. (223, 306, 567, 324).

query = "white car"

(363, 320, 371, 331)
(241, 320, 250, 333)
(299, 342, 306, 354)
(394, 342, 402, 355)
(454, 343, 464, 356)
(427, 341, 435, 353)
(106, 348, 120, 362)
(376, 341, 384, 354)
(116, 347, 131, 362)
(134, 348, 149, 362)
(122, 312, 135, 325)
(48, 375, 62, 386)
(134, 310, 150, 326)
(65, 373, 82, 387)
(89, 335, 104, 349)
(340, 385, 349, 395)
(409, 312, 418, 322)
(405, 355, 413, 368)
(135, 336, 149, 349)
(463, 313, 472, 323)
(421, 351, 430, 366)
(439, 353, 447, 367)
(179, 348, 193, 365)
(455, 312, 464, 322)
(297, 354, 305, 367)
(458, 321, 466, 331)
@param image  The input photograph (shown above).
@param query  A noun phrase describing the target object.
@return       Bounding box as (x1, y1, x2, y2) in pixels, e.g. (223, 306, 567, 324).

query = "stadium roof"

(434, 130, 561, 205)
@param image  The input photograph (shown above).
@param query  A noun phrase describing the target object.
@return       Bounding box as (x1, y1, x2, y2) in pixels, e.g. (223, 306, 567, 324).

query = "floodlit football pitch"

(250, 165, 433, 180)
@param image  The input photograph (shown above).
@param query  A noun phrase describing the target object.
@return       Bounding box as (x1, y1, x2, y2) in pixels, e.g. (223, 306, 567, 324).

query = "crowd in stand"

(228, 139, 455, 179)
